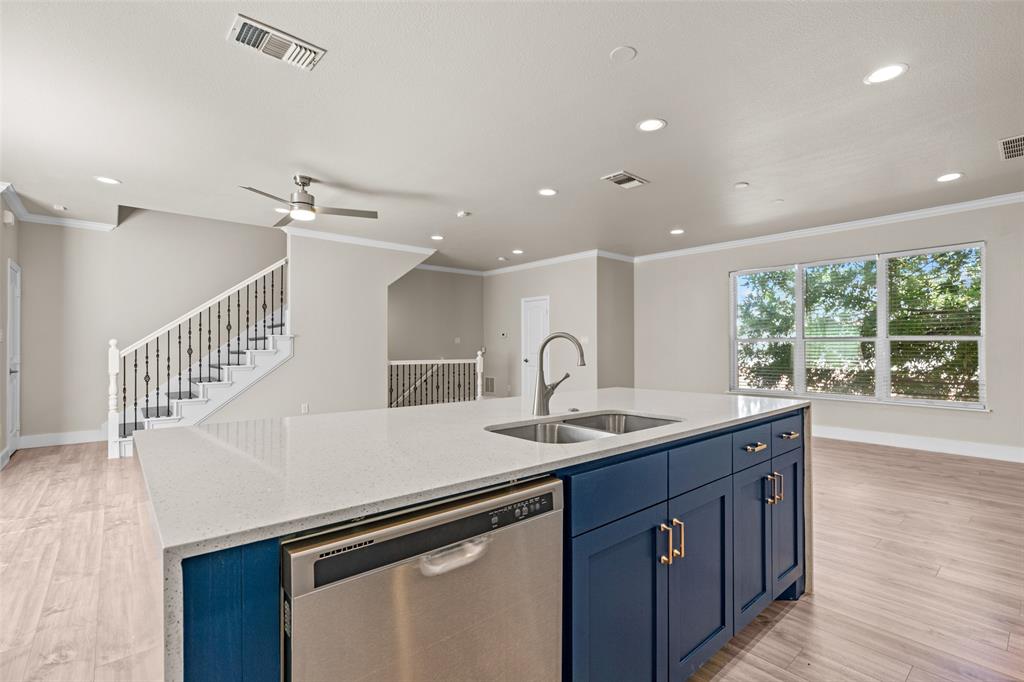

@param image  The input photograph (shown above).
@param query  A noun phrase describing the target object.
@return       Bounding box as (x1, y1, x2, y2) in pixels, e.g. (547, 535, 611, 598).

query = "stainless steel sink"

(561, 412, 680, 434)
(487, 411, 682, 443)
(488, 422, 613, 444)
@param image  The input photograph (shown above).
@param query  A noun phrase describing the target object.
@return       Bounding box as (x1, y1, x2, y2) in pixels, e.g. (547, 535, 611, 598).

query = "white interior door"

(520, 296, 550, 400)
(7, 259, 21, 448)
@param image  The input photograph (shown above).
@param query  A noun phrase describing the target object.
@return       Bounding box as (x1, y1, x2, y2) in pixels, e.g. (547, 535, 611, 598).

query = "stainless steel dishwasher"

(282, 478, 563, 682)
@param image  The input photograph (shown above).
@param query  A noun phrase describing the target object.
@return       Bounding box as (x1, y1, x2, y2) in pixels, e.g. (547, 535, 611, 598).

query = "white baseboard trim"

(0, 445, 12, 470)
(17, 429, 106, 450)
(814, 425, 1024, 464)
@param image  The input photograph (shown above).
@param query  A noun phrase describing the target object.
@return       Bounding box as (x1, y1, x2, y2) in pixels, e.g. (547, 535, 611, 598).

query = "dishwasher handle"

(419, 537, 490, 577)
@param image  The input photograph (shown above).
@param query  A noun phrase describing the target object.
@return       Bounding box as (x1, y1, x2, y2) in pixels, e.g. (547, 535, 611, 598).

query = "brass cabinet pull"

(780, 431, 800, 440)
(776, 472, 784, 502)
(671, 518, 685, 558)
(744, 442, 768, 453)
(765, 474, 777, 504)
(659, 523, 674, 565)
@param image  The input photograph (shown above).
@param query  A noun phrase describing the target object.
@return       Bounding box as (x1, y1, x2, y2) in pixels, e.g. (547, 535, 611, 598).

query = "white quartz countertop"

(134, 388, 808, 558)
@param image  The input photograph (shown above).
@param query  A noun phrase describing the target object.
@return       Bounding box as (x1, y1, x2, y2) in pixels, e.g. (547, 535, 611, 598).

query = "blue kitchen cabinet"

(667, 477, 733, 680)
(732, 460, 773, 632)
(771, 446, 804, 598)
(569, 502, 669, 682)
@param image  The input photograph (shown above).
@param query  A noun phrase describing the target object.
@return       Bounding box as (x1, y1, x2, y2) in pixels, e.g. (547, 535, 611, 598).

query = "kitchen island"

(134, 387, 811, 681)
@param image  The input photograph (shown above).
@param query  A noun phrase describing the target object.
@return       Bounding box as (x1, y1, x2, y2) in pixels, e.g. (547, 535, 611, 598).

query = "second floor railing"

(388, 350, 484, 408)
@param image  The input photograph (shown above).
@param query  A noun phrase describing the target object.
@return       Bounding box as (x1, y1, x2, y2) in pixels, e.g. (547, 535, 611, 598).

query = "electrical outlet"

(300, 403, 309, 414)
(454, 336, 461, 345)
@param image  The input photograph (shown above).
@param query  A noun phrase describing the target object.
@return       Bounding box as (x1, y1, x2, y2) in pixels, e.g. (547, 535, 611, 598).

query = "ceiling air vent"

(227, 15, 325, 71)
(601, 170, 649, 189)
(999, 135, 1024, 161)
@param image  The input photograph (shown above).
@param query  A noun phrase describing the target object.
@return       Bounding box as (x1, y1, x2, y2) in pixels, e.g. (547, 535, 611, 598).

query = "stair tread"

(189, 376, 229, 383)
(165, 391, 197, 400)
(140, 407, 173, 418)
(118, 422, 145, 436)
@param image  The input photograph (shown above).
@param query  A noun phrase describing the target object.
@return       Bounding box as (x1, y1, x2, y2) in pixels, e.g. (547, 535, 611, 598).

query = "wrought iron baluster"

(198, 310, 203, 382)
(166, 330, 171, 411)
(154, 339, 159, 417)
(207, 308, 212, 381)
(271, 269, 275, 332)
(262, 275, 268, 350)
(280, 262, 285, 328)
(133, 349, 138, 432)
(144, 342, 151, 420)
(246, 284, 250, 351)
(177, 324, 182, 398)
(217, 301, 222, 378)
(187, 318, 193, 388)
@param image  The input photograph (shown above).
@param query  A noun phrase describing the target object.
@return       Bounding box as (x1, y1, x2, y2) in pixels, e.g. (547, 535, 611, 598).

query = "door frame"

(5, 258, 21, 462)
(520, 295, 550, 398)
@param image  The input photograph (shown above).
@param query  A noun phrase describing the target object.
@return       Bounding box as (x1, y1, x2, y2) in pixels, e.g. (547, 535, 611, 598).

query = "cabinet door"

(732, 460, 773, 632)
(667, 478, 733, 680)
(570, 503, 668, 682)
(771, 447, 804, 598)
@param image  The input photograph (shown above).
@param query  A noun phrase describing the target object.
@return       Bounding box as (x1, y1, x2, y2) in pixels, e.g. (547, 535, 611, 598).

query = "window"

(730, 243, 984, 408)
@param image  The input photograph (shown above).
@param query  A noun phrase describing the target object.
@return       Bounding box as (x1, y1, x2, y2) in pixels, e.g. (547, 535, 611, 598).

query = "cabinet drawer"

(732, 424, 772, 472)
(668, 434, 731, 498)
(567, 452, 667, 536)
(771, 413, 803, 455)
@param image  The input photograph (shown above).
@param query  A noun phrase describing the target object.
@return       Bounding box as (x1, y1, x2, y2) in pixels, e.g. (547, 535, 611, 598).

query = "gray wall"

(16, 209, 285, 436)
(482, 257, 598, 398)
(597, 257, 634, 389)
(0, 194, 20, 461)
(388, 268, 483, 360)
(211, 233, 427, 421)
(634, 201, 1024, 451)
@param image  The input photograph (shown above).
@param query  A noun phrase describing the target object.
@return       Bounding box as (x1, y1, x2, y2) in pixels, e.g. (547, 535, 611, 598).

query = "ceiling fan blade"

(317, 206, 379, 219)
(273, 214, 293, 228)
(241, 186, 290, 204)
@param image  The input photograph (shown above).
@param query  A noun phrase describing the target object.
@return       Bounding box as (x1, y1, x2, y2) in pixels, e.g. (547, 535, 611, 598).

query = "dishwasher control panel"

(490, 492, 555, 528)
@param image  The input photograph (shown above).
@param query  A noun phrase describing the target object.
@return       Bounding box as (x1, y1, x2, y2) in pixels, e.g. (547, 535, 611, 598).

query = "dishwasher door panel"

(289, 511, 562, 682)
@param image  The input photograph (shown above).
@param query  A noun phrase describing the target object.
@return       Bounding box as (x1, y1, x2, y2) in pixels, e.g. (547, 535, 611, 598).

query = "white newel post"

(475, 348, 485, 400)
(107, 339, 121, 458)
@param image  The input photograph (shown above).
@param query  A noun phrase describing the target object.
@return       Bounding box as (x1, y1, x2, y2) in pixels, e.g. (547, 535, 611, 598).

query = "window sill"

(727, 390, 990, 413)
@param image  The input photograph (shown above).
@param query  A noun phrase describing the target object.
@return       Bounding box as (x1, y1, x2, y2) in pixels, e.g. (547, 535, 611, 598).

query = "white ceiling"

(2, 1, 1022, 270)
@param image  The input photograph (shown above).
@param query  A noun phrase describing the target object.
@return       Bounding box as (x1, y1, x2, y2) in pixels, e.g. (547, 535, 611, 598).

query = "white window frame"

(729, 241, 986, 411)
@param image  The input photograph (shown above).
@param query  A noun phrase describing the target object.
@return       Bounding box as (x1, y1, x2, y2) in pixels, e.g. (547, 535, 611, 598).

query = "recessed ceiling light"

(773, 198, 785, 204)
(512, 249, 524, 255)
(863, 63, 908, 85)
(609, 45, 638, 64)
(274, 207, 289, 214)
(734, 181, 750, 190)
(456, 210, 472, 218)
(669, 228, 685, 235)
(636, 118, 667, 132)
(936, 172, 964, 183)
(497, 256, 508, 262)
(538, 188, 558, 197)
(52, 204, 68, 211)
(94, 176, 121, 185)
(431, 235, 444, 241)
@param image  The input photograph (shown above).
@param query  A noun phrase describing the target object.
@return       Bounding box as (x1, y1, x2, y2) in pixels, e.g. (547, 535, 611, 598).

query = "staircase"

(107, 258, 291, 458)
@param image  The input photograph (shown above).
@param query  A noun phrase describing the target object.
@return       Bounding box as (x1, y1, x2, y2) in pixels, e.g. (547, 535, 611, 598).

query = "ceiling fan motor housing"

(290, 189, 315, 209)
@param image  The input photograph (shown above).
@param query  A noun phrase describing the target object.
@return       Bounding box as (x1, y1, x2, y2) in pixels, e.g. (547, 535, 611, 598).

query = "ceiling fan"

(241, 174, 379, 228)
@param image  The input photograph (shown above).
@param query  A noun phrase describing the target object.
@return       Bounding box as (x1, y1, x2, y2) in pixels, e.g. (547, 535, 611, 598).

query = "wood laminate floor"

(1, 438, 1022, 682)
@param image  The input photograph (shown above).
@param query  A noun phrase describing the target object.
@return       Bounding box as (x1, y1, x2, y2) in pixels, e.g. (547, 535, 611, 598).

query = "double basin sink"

(488, 412, 682, 444)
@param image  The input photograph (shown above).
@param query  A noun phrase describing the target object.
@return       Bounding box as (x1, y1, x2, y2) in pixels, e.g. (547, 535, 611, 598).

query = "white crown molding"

(634, 191, 1024, 264)
(814, 425, 1023, 464)
(0, 182, 116, 231)
(417, 249, 635, 277)
(415, 263, 486, 276)
(283, 225, 436, 256)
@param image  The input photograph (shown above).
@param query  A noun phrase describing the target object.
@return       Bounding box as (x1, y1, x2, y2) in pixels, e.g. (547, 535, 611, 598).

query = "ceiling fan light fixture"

(290, 207, 316, 221)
